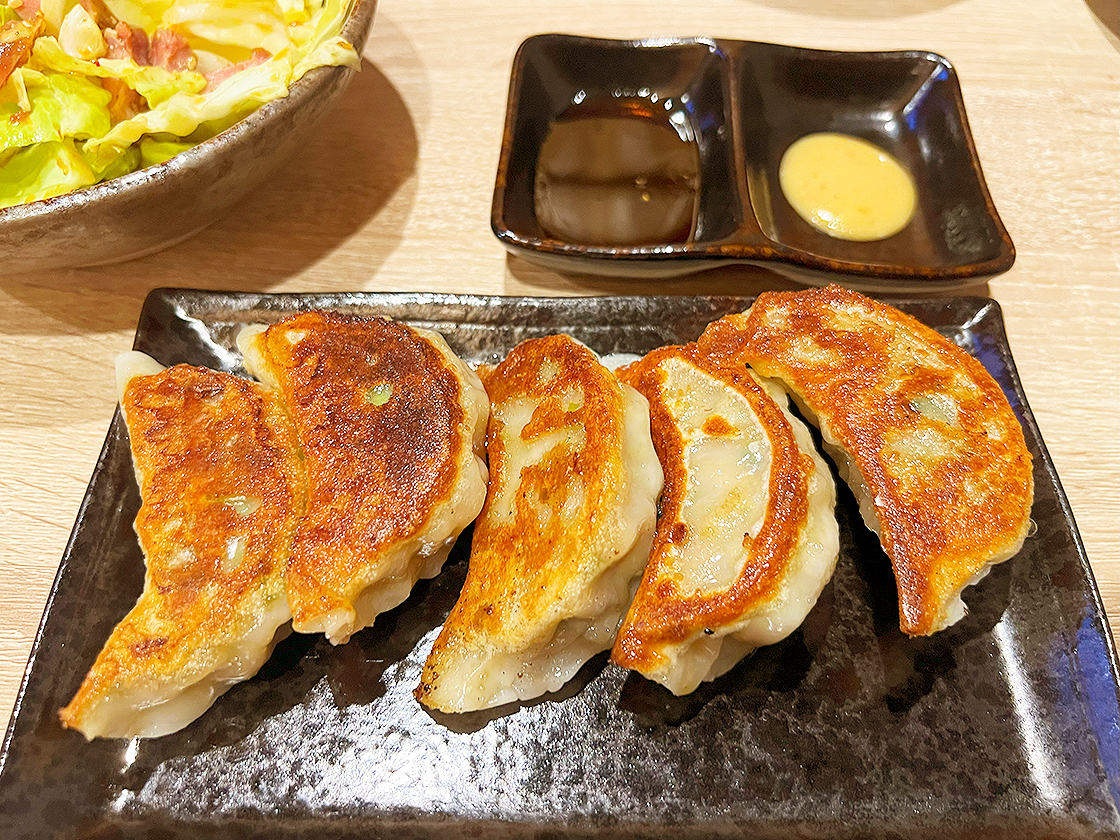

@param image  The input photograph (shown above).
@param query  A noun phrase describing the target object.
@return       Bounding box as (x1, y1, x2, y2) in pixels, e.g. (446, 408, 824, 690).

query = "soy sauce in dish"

(533, 98, 700, 247)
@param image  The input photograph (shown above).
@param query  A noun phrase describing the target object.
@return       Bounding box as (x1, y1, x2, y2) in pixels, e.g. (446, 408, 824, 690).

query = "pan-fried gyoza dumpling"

(699, 285, 1034, 636)
(238, 312, 489, 645)
(611, 343, 838, 695)
(415, 335, 663, 713)
(59, 352, 305, 739)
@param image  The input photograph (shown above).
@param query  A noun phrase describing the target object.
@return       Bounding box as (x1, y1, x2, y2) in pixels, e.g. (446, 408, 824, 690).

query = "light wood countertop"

(1, 0, 1116, 729)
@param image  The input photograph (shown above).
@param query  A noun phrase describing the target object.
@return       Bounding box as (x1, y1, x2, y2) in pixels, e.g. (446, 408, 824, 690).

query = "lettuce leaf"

(0, 68, 110, 153)
(82, 141, 140, 180)
(164, 0, 291, 57)
(0, 139, 97, 208)
(82, 55, 289, 169)
(100, 0, 175, 35)
(31, 37, 208, 107)
(139, 135, 193, 167)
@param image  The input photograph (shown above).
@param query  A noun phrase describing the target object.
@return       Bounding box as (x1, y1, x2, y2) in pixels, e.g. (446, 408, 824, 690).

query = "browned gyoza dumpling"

(59, 352, 305, 739)
(415, 335, 663, 713)
(238, 312, 489, 645)
(611, 343, 838, 695)
(699, 285, 1034, 636)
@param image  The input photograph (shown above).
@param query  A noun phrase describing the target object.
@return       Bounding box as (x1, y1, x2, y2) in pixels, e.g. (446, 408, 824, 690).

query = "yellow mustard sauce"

(778, 132, 917, 242)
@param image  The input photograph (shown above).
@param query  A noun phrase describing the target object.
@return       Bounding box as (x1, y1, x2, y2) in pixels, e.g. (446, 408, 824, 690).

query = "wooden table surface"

(0, 0, 1116, 729)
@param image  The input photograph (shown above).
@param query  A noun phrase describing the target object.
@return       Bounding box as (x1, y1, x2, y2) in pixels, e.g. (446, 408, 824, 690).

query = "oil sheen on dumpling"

(238, 312, 489, 645)
(58, 352, 305, 739)
(415, 335, 663, 713)
(699, 285, 1034, 636)
(611, 343, 839, 695)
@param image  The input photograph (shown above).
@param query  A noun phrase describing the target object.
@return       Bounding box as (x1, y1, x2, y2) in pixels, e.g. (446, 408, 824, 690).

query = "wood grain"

(0, 0, 1116, 730)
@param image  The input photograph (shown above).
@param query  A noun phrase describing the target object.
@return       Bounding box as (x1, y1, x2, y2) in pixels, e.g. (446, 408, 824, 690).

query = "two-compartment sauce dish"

(491, 34, 1015, 290)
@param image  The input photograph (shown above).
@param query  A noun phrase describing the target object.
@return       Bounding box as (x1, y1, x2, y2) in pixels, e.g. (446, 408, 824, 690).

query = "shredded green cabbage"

(0, 0, 358, 209)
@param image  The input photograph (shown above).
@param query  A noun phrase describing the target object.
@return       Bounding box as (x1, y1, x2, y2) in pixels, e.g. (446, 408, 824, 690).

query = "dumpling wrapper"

(58, 352, 304, 739)
(700, 285, 1034, 636)
(415, 334, 663, 713)
(238, 312, 489, 645)
(612, 343, 839, 695)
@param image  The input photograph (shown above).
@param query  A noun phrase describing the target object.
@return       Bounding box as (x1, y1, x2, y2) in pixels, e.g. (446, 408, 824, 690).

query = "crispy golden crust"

(59, 365, 304, 732)
(247, 312, 469, 633)
(415, 335, 629, 702)
(700, 285, 1033, 636)
(610, 344, 812, 672)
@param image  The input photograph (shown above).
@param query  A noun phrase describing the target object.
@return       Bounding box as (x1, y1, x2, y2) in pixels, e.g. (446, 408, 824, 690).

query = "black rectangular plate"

(1, 290, 1117, 839)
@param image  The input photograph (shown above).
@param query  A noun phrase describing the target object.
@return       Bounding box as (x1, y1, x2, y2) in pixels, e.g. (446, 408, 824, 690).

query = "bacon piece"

(103, 77, 147, 122)
(101, 21, 151, 123)
(150, 27, 195, 71)
(104, 20, 149, 64)
(204, 48, 271, 91)
(0, 13, 41, 89)
(9, 0, 40, 22)
(79, 0, 118, 30)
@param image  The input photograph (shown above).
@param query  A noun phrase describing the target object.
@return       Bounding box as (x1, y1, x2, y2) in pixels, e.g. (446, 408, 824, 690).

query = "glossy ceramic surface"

(492, 35, 1016, 290)
(0, 290, 1115, 839)
(0, 0, 377, 274)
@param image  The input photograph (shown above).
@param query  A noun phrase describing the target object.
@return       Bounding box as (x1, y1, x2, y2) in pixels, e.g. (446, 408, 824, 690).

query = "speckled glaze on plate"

(0, 0, 377, 275)
(492, 35, 1016, 290)
(0, 290, 1116, 839)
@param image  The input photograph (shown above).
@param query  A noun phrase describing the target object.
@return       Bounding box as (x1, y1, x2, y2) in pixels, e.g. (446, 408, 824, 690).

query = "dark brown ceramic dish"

(0, 0, 377, 275)
(492, 35, 1016, 290)
(0, 290, 1116, 839)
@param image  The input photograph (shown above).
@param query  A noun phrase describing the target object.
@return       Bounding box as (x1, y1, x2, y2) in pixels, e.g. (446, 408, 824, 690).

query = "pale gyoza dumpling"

(415, 334, 663, 713)
(699, 286, 1033, 636)
(59, 352, 305, 739)
(611, 343, 839, 695)
(238, 312, 489, 645)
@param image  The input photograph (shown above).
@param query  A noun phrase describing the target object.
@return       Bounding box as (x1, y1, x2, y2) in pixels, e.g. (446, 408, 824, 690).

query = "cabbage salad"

(0, 0, 357, 209)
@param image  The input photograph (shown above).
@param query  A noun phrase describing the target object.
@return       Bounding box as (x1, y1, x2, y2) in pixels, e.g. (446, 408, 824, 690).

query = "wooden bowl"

(0, 0, 377, 274)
